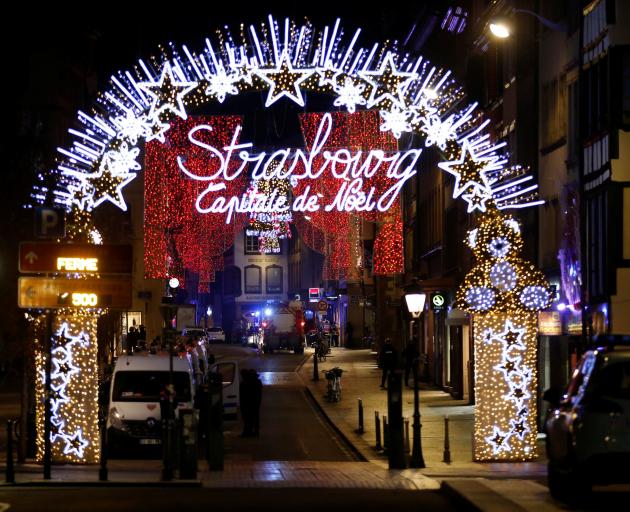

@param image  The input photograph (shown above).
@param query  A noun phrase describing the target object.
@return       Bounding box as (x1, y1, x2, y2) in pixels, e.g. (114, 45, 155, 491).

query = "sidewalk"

(298, 347, 547, 478)
(298, 347, 565, 511)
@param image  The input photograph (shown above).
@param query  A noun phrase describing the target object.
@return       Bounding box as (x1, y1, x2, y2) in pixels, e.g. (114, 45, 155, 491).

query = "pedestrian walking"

(378, 338, 398, 389)
(331, 322, 339, 347)
(401, 343, 419, 387)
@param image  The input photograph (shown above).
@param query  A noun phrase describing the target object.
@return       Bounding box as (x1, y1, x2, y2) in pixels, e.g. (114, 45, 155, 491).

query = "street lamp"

(404, 280, 426, 468)
(488, 9, 566, 39)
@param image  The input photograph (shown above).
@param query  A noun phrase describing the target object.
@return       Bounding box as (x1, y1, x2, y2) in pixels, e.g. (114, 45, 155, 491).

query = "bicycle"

(315, 342, 328, 362)
(324, 367, 343, 402)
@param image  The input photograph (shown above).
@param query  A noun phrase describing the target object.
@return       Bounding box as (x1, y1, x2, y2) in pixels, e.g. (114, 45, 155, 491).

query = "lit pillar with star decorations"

(34, 311, 100, 463)
(457, 210, 552, 461)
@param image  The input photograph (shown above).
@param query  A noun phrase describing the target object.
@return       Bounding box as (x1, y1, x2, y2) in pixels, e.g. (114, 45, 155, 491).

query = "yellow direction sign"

(18, 276, 132, 309)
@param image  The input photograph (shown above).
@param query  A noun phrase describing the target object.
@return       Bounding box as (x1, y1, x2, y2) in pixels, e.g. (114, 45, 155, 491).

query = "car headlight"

(108, 407, 127, 431)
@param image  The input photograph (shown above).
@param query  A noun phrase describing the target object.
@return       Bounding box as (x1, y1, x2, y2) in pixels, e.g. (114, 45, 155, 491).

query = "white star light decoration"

(462, 185, 491, 213)
(438, 141, 493, 199)
(62, 429, 89, 458)
(139, 62, 198, 121)
(359, 52, 417, 109)
(84, 156, 137, 211)
(254, 51, 313, 107)
(486, 426, 512, 455)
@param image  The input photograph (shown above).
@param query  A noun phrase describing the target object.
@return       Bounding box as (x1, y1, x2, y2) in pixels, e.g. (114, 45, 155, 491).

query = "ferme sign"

(19, 243, 132, 274)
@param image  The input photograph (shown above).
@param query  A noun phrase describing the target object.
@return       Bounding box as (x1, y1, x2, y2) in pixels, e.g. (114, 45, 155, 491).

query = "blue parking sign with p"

(35, 207, 65, 239)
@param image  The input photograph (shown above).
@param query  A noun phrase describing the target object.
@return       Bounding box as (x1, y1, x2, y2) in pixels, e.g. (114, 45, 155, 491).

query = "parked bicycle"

(324, 367, 343, 402)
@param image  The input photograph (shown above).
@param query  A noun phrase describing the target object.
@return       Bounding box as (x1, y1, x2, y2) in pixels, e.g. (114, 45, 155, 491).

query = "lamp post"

(404, 280, 426, 468)
(488, 9, 566, 39)
(160, 280, 179, 481)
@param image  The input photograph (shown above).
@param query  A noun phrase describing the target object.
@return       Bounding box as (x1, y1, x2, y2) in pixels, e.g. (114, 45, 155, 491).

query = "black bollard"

(356, 399, 364, 434)
(99, 415, 108, 481)
(443, 415, 452, 464)
(313, 350, 319, 381)
(382, 415, 389, 454)
(375, 411, 382, 450)
(6, 420, 15, 483)
(404, 418, 410, 454)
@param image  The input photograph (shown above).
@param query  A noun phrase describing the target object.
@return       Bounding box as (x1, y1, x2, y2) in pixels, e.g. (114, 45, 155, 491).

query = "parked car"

(181, 326, 207, 341)
(206, 327, 226, 343)
(544, 339, 630, 501)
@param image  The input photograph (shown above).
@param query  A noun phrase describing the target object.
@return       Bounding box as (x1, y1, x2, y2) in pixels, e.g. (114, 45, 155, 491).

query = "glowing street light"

(489, 21, 511, 38)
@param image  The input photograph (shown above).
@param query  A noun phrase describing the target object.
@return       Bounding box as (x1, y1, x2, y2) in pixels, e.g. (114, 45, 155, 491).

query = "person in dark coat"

(345, 322, 354, 346)
(239, 369, 263, 437)
(378, 338, 398, 389)
(126, 327, 138, 352)
(239, 369, 254, 437)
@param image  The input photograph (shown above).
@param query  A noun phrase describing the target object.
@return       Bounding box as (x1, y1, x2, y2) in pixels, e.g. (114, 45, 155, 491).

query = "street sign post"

(431, 292, 447, 311)
(34, 208, 66, 239)
(18, 276, 132, 309)
(19, 243, 132, 274)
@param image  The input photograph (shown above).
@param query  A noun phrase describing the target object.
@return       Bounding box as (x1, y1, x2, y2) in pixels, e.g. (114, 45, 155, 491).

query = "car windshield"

(112, 371, 191, 402)
(594, 361, 630, 400)
(208, 328, 223, 332)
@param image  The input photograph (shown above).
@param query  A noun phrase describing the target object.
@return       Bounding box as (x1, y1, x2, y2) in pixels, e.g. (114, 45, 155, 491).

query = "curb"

(440, 479, 527, 512)
(1, 479, 202, 488)
(303, 387, 368, 463)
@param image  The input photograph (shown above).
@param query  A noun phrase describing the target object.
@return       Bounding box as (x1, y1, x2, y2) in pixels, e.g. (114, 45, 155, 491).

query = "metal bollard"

(313, 351, 319, 381)
(375, 411, 382, 451)
(443, 415, 452, 464)
(356, 399, 364, 434)
(99, 415, 108, 482)
(383, 415, 389, 454)
(404, 418, 410, 454)
(6, 420, 15, 484)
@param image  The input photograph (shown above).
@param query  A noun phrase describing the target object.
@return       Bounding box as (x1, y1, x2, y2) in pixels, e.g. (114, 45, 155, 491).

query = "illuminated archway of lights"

(27, 16, 551, 463)
(32, 16, 543, 216)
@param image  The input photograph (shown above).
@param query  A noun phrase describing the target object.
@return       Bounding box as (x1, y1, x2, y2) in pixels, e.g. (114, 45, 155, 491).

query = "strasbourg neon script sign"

(176, 113, 420, 223)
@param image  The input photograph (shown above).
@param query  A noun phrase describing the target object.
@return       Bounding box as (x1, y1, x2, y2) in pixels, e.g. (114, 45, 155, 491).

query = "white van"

(107, 353, 195, 450)
(209, 360, 239, 419)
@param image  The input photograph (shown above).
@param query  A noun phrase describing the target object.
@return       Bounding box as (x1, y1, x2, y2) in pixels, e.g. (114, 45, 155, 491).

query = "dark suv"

(544, 341, 630, 500)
